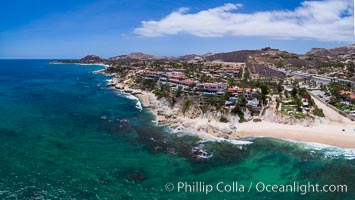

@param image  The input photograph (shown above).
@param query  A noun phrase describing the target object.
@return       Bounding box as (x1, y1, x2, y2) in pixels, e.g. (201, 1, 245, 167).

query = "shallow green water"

(0, 60, 353, 199)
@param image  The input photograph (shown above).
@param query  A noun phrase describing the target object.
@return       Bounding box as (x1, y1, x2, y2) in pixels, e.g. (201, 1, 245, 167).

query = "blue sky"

(0, 0, 354, 58)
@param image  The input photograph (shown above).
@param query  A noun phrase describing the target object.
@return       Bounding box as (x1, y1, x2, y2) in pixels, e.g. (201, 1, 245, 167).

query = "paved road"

(310, 92, 353, 124)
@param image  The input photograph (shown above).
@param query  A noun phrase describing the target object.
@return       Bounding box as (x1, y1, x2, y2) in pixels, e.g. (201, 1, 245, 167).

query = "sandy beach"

(235, 122, 355, 148)
(231, 93, 355, 148)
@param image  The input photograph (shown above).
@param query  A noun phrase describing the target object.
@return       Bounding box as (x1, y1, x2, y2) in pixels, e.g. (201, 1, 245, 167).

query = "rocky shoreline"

(105, 75, 240, 140)
(97, 69, 355, 148)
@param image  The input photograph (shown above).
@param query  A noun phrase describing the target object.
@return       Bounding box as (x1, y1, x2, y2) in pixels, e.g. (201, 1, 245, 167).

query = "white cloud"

(134, 0, 355, 42)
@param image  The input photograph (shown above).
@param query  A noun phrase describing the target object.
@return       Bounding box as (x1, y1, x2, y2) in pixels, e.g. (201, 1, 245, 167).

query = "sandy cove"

(108, 78, 355, 149)
(235, 92, 355, 148)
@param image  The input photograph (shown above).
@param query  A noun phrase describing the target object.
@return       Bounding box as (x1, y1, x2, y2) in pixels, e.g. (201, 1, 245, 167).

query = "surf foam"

(287, 140, 355, 160)
(115, 91, 143, 112)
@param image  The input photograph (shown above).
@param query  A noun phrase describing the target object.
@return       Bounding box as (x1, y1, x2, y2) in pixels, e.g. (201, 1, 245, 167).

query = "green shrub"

(182, 100, 191, 114)
(219, 116, 229, 123)
(253, 118, 262, 122)
(313, 108, 325, 117)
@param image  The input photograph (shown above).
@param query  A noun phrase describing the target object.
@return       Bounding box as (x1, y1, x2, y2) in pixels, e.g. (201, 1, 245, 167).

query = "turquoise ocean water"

(0, 60, 354, 199)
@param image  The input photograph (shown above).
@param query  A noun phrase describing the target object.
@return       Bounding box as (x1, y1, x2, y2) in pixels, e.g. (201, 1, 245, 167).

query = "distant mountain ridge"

(306, 44, 355, 59)
(79, 44, 355, 62)
(205, 50, 260, 62)
(73, 44, 354, 81)
(109, 52, 161, 61)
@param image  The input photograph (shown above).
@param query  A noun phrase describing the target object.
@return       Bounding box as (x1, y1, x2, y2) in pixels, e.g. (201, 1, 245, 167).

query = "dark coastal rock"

(0, 128, 18, 137)
(100, 177, 110, 184)
(168, 147, 177, 155)
(128, 173, 146, 181)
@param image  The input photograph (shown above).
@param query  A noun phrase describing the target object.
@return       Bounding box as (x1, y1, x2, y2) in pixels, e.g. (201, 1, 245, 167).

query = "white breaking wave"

(304, 143, 355, 160)
(135, 101, 143, 111)
(115, 91, 143, 112)
(198, 138, 253, 146)
(286, 140, 355, 160)
(170, 128, 253, 146)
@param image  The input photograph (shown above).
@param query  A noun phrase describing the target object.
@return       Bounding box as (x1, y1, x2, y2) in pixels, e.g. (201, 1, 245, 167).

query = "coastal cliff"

(104, 74, 332, 140)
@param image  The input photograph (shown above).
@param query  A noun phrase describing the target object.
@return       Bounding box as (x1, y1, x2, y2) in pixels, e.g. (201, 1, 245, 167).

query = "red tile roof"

(340, 90, 355, 99)
(228, 88, 236, 93)
(181, 79, 194, 85)
(244, 88, 252, 93)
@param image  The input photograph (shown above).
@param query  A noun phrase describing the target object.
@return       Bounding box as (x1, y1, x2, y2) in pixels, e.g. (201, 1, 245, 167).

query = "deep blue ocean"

(0, 59, 354, 199)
